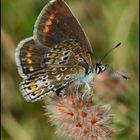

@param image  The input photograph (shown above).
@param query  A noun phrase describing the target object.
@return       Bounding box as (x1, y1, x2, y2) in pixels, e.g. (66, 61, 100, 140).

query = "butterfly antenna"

(99, 42, 121, 63)
(107, 66, 129, 80)
(115, 71, 129, 80)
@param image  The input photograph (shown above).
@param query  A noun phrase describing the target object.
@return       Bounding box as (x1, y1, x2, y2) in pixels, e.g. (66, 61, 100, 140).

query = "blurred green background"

(1, 0, 139, 140)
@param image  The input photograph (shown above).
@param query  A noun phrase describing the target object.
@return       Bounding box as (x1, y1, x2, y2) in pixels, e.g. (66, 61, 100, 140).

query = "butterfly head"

(95, 63, 106, 74)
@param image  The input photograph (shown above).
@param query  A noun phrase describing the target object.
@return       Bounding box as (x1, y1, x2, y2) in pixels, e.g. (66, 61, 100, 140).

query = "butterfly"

(15, 0, 119, 102)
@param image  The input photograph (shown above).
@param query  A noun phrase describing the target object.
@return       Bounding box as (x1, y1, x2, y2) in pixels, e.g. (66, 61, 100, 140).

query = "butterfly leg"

(75, 84, 81, 99)
(59, 89, 67, 98)
(81, 82, 90, 99)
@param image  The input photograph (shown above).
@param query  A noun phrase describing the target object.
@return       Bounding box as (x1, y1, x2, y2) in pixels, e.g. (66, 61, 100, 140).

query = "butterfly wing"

(15, 37, 48, 78)
(16, 0, 95, 102)
(18, 39, 92, 102)
(20, 65, 86, 102)
(43, 39, 94, 69)
(34, 0, 93, 53)
(20, 46, 86, 102)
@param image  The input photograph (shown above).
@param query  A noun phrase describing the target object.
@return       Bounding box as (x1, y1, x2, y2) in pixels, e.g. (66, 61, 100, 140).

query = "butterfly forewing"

(34, 0, 93, 53)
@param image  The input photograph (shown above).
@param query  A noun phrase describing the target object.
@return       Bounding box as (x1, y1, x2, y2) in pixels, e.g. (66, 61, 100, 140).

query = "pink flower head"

(45, 93, 113, 140)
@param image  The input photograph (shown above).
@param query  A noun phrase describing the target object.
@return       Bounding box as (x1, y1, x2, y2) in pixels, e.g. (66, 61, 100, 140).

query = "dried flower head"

(45, 93, 113, 140)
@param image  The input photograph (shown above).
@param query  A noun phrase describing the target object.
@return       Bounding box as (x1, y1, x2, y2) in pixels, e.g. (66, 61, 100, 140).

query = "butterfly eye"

(95, 63, 106, 74)
(100, 65, 106, 71)
(96, 67, 100, 73)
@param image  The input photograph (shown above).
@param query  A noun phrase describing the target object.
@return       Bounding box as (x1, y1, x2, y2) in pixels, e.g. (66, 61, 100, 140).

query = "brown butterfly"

(15, 0, 127, 102)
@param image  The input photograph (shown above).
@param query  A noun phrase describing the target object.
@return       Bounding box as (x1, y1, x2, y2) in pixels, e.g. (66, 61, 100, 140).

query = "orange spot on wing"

(27, 59, 32, 64)
(29, 66, 34, 72)
(46, 19, 52, 26)
(26, 53, 31, 57)
(49, 14, 55, 19)
(59, 45, 64, 48)
(54, 48, 60, 52)
(34, 90, 41, 95)
(51, 53, 57, 57)
(29, 46, 33, 51)
(43, 26, 50, 33)
(31, 85, 37, 91)
(43, 14, 55, 33)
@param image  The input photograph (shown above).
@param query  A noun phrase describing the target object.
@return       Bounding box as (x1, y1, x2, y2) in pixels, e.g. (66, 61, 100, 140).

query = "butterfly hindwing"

(19, 40, 90, 102)
(15, 37, 48, 78)
(34, 0, 93, 53)
(20, 66, 86, 102)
